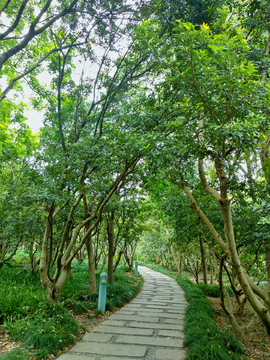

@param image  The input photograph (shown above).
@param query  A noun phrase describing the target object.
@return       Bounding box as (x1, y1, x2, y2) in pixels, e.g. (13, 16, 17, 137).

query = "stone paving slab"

(164, 318, 185, 324)
(110, 314, 160, 322)
(127, 322, 182, 330)
(101, 358, 145, 360)
(167, 309, 187, 314)
(115, 335, 183, 348)
(156, 349, 186, 360)
(136, 308, 165, 313)
(118, 311, 136, 315)
(82, 333, 113, 342)
(144, 302, 168, 306)
(101, 320, 126, 327)
(57, 356, 95, 360)
(132, 301, 168, 306)
(158, 330, 185, 338)
(70, 343, 147, 357)
(136, 311, 183, 319)
(92, 325, 153, 336)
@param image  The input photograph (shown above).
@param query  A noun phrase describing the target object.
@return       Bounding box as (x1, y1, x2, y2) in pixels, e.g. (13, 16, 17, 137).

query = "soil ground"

(208, 296, 270, 360)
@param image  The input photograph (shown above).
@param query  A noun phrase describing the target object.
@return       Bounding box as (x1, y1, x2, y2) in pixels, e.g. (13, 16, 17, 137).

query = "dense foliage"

(1, 0, 270, 350)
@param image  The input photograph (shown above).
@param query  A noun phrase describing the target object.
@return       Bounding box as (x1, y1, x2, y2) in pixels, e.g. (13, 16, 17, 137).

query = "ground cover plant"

(141, 262, 246, 360)
(0, 260, 143, 359)
(0, 349, 28, 360)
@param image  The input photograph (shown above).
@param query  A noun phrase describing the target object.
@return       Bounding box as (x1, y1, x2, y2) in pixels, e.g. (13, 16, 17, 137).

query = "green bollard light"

(134, 260, 138, 277)
(98, 272, 108, 313)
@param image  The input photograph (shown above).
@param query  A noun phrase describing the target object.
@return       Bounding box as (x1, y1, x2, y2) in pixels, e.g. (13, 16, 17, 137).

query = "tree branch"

(0, 0, 29, 40)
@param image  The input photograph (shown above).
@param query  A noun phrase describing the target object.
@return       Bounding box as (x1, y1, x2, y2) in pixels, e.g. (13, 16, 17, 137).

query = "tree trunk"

(213, 251, 219, 281)
(200, 237, 207, 284)
(209, 255, 213, 285)
(171, 246, 179, 273)
(107, 210, 115, 284)
(86, 232, 96, 293)
(168, 246, 172, 272)
(177, 251, 183, 276)
(265, 245, 270, 283)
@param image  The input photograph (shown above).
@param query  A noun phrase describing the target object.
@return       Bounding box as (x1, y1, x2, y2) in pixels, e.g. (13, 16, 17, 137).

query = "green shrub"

(0, 349, 29, 360)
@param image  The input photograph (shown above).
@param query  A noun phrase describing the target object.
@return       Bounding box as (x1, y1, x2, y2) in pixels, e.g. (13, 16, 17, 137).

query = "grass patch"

(0, 266, 45, 323)
(0, 349, 29, 360)
(141, 262, 246, 360)
(4, 303, 79, 356)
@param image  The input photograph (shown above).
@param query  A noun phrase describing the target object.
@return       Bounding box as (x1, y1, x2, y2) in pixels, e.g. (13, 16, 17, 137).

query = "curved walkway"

(57, 266, 187, 360)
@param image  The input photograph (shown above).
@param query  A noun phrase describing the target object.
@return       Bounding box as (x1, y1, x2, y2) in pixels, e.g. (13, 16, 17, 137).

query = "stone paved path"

(57, 266, 187, 360)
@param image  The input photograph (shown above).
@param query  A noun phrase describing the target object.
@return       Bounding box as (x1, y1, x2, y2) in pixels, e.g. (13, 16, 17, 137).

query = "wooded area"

(1, 0, 270, 354)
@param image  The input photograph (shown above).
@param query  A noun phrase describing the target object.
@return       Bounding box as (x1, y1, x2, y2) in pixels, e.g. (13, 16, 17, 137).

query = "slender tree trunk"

(107, 210, 115, 284)
(171, 246, 179, 273)
(177, 251, 183, 276)
(200, 237, 207, 284)
(168, 246, 172, 272)
(213, 251, 218, 281)
(86, 232, 96, 293)
(209, 254, 213, 284)
(265, 246, 270, 283)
